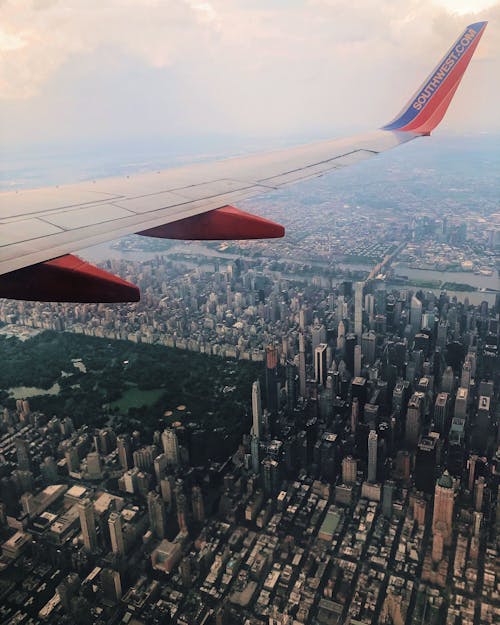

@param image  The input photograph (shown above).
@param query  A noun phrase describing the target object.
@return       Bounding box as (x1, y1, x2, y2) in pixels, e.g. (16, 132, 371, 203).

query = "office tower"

(351, 398, 359, 433)
(361, 331, 376, 365)
(86, 451, 102, 479)
(342, 456, 357, 485)
(345, 334, 357, 376)
(148, 491, 167, 539)
(405, 392, 424, 448)
(467, 454, 478, 493)
(474, 476, 485, 512)
(14, 437, 31, 471)
(154, 453, 168, 483)
(78, 498, 98, 552)
(353, 344, 362, 377)
(191, 485, 205, 522)
(473, 396, 490, 454)
(437, 320, 448, 347)
(117, 434, 133, 471)
(351, 377, 367, 407)
(285, 360, 298, 412)
(314, 343, 328, 386)
(57, 573, 80, 613)
(40, 456, 58, 484)
(367, 430, 378, 483)
(392, 380, 410, 416)
(478, 379, 494, 398)
(320, 433, 338, 481)
(298, 333, 306, 397)
(432, 530, 444, 563)
(441, 366, 455, 393)
(382, 481, 395, 518)
(252, 380, 262, 438)
(410, 295, 422, 333)
(108, 512, 125, 555)
(415, 435, 438, 494)
(176, 491, 188, 533)
(434, 392, 450, 434)
(461, 358, 472, 389)
(133, 445, 156, 472)
(162, 428, 180, 466)
(454, 387, 468, 419)
(101, 568, 122, 603)
(265, 344, 279, 414)
(262, 458, 280, 495)
(432, 471, 454, 546)
(65, 446, 80, 473)
(365, 293, 375, 318)
(311, 324, 327, 353)
(251, 435, 260, 475)
(354, 281, 364, 339)
(336, 320, 345, 352)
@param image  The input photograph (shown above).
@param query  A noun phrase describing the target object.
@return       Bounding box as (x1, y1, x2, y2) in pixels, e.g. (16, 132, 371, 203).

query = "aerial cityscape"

(0, 0, 499, 623)
(0, 135, 498, 625)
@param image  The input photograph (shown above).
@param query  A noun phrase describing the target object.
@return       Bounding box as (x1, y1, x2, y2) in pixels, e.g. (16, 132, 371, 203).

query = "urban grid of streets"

(0, 143, 499, 625)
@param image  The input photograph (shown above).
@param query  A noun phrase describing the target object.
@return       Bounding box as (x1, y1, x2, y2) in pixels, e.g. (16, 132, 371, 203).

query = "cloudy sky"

(0, 0, 498, 154)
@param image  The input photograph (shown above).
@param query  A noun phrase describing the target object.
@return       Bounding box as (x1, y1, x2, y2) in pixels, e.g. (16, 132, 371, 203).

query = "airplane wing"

(0, 21, 487, 303)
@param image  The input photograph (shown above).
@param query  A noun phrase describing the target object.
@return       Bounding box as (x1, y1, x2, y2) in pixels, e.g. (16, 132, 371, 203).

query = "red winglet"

(138, 205, 285, 240)
(0, 254, 140, 303)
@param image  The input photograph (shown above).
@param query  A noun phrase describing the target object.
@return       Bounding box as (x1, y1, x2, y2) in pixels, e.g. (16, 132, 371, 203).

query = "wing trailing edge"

(0, 254, 140, 303)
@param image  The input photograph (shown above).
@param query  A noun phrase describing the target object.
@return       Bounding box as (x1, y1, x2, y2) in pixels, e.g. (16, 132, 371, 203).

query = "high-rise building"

(262, 458, 280, 495)
(342, 456, 357, 485)
(86, 451, 102, 479)
(162, 428, 180, 466)
(441, 366, 455, 394)
(78, 498, 97, 553)
(410, 295, 422, 333)
(191, 485, 205, 523)
(251, 435, 260, 475)
(252, 380, 262, 438)
(406, 392, 425, 448)
(382, 481, 395, 518)
(353, 344, 362, 377)
(415, 435, 439, 494)
(117, 435, 133, 471)
(314, 343, 328, 386)
(474, 476, 485, 512)
(454, 387, 468, 419)
(354, 281, 364, 339)
(473, 396, 490, 454)
(108, 512, 125, 555)
(14, 437, 31, 471)
(154, 453, 168, 483)
(432, 471, 454, 546)
(298, 333, 306, 397)
(361, 331, 376, 365)
(434, 392, 450, 434)
(147, 491, 166, 539)
(351, 398, 359, 433)
(101, 568, 122, 603)
(367, 430, 378, 483)
(265, 344, 279, 414)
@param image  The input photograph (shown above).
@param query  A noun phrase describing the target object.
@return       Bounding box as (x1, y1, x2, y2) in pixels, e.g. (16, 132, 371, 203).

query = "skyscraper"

(368, 430, 378, 483)
(432, 471, 454, 546)
(147, 491, 166, 539)
(298, 333, 306, 397)
(353, 344, 362, 377)
(354, 281, 364, 339)
(410, 295, 422, 333)
(434, 392, 450, 434)
(454, 387, 468, 419)
(191, 485, 205, 523)
(117, 434, 133, 471)
(361, 331, 376, 365)
(314, 343, 328, 386)
(265, 344, 279, 415)
(162, 428, 180, 466)
(14, 437, 31, 471)
(406, 392, 424, 448)
(108, 512, 125, 555)
(78, 498, 97, 553)
(342, 456, 357, 485)
(252, 380, 262, 438)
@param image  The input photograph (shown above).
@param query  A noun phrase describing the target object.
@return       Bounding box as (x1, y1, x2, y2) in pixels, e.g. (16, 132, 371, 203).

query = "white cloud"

(0, 0, 497, 147)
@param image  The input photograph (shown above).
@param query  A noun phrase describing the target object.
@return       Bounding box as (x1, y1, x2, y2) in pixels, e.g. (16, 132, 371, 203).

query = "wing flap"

(138, 205, 284, 240)
(0, 254, 140, 303)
